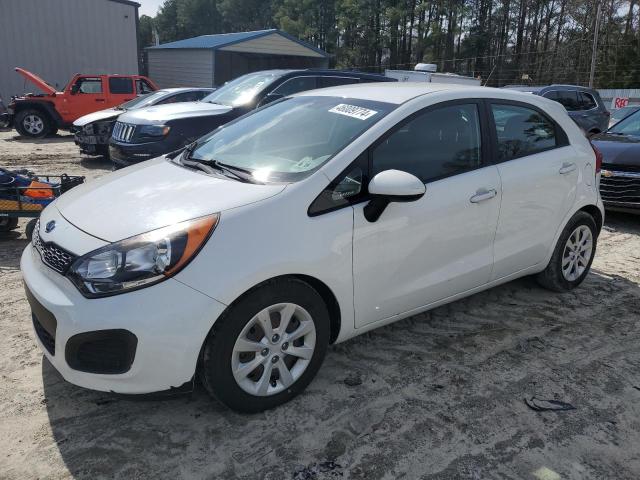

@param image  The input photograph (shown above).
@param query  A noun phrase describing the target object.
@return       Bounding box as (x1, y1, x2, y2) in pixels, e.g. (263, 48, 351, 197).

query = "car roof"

(295, 83, 512, 104)
(241, 69, 392, 81)
(159, 87, 215, 93)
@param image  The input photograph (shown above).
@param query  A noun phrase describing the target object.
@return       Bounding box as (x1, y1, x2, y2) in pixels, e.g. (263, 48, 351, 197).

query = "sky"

(138, 0, 164, 17)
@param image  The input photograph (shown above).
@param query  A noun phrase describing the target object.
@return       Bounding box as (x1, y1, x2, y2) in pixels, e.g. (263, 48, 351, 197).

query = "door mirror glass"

(364, 170, 425, 222)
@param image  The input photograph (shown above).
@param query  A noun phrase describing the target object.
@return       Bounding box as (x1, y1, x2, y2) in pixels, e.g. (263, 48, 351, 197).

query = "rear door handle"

(559, 162, 576, 174)
(470, 188, 497, 203)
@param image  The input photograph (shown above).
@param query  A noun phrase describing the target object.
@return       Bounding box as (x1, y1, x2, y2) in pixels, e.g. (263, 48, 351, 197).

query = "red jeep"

(7, 68, 158, 138)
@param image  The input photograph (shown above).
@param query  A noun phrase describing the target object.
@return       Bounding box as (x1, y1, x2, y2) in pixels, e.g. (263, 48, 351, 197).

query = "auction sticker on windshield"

(329, 104, 378, 120)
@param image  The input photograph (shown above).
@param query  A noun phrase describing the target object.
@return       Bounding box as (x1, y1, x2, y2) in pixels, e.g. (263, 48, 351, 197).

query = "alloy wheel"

(562, 225, 593, 281)
(231, 302, 316, 396)
(23, 115, 44, 135)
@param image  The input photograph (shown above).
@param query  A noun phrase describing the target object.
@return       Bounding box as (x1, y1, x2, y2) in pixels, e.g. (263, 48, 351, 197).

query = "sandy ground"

(1, 129, 640, 480)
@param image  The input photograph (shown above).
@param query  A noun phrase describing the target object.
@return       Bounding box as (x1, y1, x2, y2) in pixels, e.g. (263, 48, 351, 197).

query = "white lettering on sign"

(329, 104, 378, 120)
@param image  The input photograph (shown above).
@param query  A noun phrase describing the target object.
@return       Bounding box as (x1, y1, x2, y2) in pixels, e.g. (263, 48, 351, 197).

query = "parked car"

(7, 68, 158, 138)
(591, 108, 640, 213)
(72, 88, 215, 157)
(22, 84, 603, 412)
(109, 69, 396, 167)
(608, 105, 640, 129)
(504, 84, 610, 135)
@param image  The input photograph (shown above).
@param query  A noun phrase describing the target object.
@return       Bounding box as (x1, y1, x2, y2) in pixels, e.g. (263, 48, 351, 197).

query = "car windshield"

(611, 106, 639, 122)
(201, 72, 283, 107)
(188, 96, 395, 182)
(609, 109, 640, 136)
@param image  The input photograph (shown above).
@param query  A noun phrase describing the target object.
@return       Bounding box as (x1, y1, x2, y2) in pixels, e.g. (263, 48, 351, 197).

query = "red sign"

(612, 97, 630, 109)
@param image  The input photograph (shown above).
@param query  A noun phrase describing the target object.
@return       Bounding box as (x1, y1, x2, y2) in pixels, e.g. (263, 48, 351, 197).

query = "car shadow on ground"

(40, 264, 640, 479)
(80, 155, 114, 171)
(5, 133, 74, 144)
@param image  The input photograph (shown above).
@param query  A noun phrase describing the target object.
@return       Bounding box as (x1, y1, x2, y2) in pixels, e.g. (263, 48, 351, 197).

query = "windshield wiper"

(209, 159, 262, 184)
(181, 153, 261, 184)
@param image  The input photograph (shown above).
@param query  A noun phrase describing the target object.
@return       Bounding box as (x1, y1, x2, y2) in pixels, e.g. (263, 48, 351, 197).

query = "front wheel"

(15, 109, 52, 138)
(536, 211, 598, 292)
(200, 278, 330, 412)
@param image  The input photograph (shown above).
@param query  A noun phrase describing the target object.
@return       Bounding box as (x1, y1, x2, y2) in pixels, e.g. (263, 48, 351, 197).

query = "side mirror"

(70, 84, 80, 95)
(364, 169, 425, 222)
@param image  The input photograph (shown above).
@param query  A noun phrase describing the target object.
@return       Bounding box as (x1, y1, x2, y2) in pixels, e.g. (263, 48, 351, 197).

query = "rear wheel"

(15, 109, 52, 138)
(200, 278, 330, 412)
(0, 217, 19, 232)
(536, 211, 597, 292)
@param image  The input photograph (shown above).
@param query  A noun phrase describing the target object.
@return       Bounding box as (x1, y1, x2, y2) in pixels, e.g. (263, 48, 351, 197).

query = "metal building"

(0, 0, 140, 101)
(147, 30, 330, 88)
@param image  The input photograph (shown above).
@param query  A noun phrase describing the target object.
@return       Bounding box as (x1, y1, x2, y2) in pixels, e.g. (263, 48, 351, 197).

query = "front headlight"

(138, 124, 171, 138)
(67, 214, 218, 298)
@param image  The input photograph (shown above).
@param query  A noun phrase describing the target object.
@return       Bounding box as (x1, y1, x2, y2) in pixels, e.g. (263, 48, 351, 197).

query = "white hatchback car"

(22, 84, 604, 412)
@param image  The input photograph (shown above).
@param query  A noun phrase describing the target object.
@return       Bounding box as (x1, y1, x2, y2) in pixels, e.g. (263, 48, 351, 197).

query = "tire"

(536, 211, 598, 292)
(0, 217, 19, 232)
(200, 278, 330, 412)
(15, 109, 52, 138)
(25, 218, 37, 240)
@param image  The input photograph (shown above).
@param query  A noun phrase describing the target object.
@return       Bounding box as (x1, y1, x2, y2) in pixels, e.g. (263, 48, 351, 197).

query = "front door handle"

(470, 188, 497, 203)
(559, 162, 576, 174)
(95, 98, 106, 102)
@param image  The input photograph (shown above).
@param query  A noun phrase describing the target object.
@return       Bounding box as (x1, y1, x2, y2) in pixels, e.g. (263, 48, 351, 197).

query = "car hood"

(73, 108, 121, 127)
(55, 157, 286, 242)
(117, 101, 233, 125)
(14, 67, 57, 95)
(592, 133, 640, 167)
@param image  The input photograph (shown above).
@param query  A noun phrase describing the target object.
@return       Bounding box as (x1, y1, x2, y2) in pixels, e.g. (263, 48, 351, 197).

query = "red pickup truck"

(7, 68, 158, 138)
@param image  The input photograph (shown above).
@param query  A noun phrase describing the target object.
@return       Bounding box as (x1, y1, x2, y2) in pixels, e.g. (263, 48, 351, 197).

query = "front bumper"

(73, 132, 110, 155)
(109, 139, 176, 168)
(21, 244, 226, 394)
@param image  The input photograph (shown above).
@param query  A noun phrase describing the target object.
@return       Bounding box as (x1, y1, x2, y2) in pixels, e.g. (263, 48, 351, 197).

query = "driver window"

(76, 78, 103, 94)
(271, 77, 317, 97)
(372, 104, 482, 183)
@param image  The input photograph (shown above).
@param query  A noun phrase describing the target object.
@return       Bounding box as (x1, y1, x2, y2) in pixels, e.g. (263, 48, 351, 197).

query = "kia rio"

(21, 84, 604, 412)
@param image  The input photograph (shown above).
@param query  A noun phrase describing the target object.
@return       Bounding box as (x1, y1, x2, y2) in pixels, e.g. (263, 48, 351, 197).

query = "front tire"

(200, 278, 330, 412)
(536, 211, 598, 292)
(15, 109, 52, 138)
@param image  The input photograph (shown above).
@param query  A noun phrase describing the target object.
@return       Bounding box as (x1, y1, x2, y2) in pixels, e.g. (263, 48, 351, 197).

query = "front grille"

(112, 121, 136, 143)
(32, 314, 56, 355)
(32, 220, 77, 274)
(600, 164, 640, 206)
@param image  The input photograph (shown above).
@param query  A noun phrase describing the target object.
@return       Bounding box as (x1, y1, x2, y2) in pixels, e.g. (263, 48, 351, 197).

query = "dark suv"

(110, 69, 396, 167)
(504, 85, 610, 135)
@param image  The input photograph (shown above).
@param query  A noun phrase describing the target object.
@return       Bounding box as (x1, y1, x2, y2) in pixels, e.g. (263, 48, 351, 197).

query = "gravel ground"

(1, 129, 640, 480)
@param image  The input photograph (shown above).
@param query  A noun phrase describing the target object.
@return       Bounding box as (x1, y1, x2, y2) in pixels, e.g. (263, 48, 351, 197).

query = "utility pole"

(589, 0, 602, 88)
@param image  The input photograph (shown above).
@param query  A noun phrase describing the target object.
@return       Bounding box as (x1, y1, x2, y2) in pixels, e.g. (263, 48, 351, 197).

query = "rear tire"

(0, 217, 19, 232)
(200, 278, 330, 412)
(536, 211, 597, 292)
(15, 109, 52, 138)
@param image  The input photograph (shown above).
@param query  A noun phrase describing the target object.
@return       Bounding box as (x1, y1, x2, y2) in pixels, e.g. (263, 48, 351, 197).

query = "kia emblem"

(45, 220, 56, 233)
